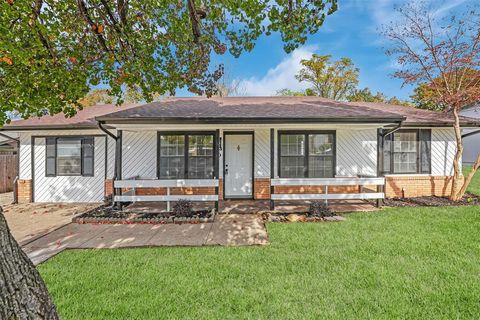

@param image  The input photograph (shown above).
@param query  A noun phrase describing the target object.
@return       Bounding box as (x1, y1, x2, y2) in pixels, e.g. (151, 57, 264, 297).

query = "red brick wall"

(105, 179, 113, 198)
(385, 175, 457, 198)
(274, 185, 358, 194)
(16, 179, 32, 203)
(254, 178, 271, 199)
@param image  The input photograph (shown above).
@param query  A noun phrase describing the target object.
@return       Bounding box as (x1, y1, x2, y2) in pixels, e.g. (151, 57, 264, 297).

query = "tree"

(295, 54, 359, 100)
(0, 0, 338, 317)
(347, 87, 387, 103)
(276, 88, 316, 96)
(213, 67, 244, 97)
(382, 2, 480, 200)
(411, 70, 480, 112)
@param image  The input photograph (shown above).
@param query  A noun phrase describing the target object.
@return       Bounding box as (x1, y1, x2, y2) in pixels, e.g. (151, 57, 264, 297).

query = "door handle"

(225, 164, 228, 175)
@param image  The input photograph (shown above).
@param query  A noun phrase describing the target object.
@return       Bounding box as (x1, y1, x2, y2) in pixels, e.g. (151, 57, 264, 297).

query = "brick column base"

(16, 179, 32, 203)
(105, 179, 114, 198)
(254, 178, 271, 199)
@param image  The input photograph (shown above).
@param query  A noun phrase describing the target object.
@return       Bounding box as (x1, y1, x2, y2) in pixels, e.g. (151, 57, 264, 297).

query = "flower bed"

(73, 206, 215, 224)
(384, 192, 480, 207)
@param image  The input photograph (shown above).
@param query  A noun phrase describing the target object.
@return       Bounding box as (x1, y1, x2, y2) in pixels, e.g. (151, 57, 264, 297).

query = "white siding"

(122, 130, 157, 178)
(431, 128, 458, 176)
(254, 129, 270, 177)
(336, 128, 377, 177)
(19, 133, 32, 179)
(33, 135, 106, 202)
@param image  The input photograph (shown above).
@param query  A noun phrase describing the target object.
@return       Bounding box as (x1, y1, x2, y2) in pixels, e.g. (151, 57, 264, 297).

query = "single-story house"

(2, 96, 479, 207)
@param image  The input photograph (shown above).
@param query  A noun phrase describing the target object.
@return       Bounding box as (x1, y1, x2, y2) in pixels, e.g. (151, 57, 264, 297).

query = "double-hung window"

(158, 132, 215, 179)
(382, 129, 431, 174)
(45, 137, 95, 177)
(279, 131, 335, 178)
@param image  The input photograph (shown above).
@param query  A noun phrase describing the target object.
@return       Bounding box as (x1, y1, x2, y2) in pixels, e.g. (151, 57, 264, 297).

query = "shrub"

(172, 199, 194, 217)
(308, 201, 333, 217)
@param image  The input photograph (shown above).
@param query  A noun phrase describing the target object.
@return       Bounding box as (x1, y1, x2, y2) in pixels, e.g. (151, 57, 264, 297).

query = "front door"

(224, 133, 253, 198)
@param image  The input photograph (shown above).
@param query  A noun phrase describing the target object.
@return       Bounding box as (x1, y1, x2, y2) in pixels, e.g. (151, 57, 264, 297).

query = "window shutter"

(419, 129, 431, 174)
(382, 133, 392, 174)
(45, 137, 56, 177)
(82, 137, 95, 176)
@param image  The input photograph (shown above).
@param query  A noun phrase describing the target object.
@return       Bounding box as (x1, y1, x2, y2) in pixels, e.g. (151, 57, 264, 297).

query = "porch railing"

(113, 178, 219, 211)
(270, 177, 385, 209)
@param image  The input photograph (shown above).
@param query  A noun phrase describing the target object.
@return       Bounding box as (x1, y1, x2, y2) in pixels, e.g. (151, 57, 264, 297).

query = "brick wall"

(254, 178, 270, 199)
(385, 175, 457, 198)
(105, 179, 113, 198)
(274, 185, 358, 194)
(16, 179, 32, 203)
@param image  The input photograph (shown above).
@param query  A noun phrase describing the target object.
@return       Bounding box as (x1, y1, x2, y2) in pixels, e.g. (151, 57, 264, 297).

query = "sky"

(178, 0, 469, 100)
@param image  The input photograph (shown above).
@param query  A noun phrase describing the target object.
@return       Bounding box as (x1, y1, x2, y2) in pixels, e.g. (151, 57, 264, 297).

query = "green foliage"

(295, 54, 359, 100)
(0, 0, 337, 125)
(40, 206, 480, 319)
(347, 87, 387, 103)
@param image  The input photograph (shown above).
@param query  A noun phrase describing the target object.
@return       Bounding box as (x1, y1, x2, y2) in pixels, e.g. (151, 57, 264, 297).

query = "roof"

(2, 104, 138, 130)
(3, 97, 480, 129)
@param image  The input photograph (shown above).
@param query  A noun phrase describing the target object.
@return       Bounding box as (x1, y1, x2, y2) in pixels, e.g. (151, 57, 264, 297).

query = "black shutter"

(45, 137, 56, 177)
(82, 137, 95, 176)
(419, 129, 431, 174)
(382, 133, 392, 174)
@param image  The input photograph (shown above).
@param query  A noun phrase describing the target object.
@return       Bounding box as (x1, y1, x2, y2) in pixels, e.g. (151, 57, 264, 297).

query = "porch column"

(114, 130, 123, 209)
(376, 129, 384, 208)
(270, 128, 275, 210)
(214, 129, 220, 212)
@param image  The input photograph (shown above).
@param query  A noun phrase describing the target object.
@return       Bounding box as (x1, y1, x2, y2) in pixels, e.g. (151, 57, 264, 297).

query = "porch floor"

(124, 199, 379, 214)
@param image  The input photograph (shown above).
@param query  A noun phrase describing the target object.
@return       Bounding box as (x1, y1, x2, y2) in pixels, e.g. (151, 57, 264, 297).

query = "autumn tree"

(411, 70, 480, 112)
(347, 87, 387, 103)
(0, 0, 338, 317)
(295, 54, 359, 100)
(382, 2, 480, 200)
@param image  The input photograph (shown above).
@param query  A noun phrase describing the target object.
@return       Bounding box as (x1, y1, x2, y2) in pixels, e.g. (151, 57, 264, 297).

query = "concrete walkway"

(23, 214, 268, 265)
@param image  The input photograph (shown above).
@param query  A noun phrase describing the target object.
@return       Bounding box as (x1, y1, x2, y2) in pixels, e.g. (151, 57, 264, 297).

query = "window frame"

(277, 130, 336, 178)
(383, 129, 431, 175)
(45, 136, 95, 177)
(157, 131, 217, 180)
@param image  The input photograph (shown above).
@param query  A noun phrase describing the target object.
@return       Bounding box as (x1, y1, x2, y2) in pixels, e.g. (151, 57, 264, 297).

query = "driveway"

(23, 214, 269, 265)
(1, 193, 100, 245)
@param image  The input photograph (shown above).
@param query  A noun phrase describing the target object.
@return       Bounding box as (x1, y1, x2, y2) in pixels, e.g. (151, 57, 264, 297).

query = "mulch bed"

(73, 206, 215, 224)
(261, 212, 345, 223)
(384, 192, 480, 207)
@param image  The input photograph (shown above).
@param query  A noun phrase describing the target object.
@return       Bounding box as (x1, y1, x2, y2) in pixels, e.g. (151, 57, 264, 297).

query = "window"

(382, 129, 431, 174)
(279, 131, 335, 178)
(45, 137, 95, 177)
(158, 133, 215, 179)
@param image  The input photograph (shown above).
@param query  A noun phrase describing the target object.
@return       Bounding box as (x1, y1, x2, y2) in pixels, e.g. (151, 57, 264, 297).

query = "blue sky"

(177, 0, 468, 100)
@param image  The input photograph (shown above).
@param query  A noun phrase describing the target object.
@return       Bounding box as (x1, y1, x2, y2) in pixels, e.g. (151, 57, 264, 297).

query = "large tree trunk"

(450, 108, 464, 201)
(0, 207, 59, 319)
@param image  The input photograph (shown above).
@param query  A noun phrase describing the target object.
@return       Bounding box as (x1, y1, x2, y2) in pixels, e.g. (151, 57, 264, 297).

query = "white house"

(2, 96, 479, 207)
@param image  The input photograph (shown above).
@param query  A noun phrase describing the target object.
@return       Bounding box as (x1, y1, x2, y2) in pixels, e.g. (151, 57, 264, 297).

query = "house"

(2, 96, 479, 207)
(460, 104, 480, 165)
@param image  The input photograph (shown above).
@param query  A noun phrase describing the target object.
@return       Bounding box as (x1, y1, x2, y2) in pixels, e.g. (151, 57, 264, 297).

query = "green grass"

(464, 165, 480, 195)
(39, 206, 480, 319)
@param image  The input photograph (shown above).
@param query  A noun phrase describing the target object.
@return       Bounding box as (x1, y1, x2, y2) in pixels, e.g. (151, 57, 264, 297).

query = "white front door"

(224, 134, 253, 198)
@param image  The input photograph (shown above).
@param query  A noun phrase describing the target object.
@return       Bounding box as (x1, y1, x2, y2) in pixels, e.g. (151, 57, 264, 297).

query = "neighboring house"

(1, 96, 479, 204)
(460, 104, 480, 165)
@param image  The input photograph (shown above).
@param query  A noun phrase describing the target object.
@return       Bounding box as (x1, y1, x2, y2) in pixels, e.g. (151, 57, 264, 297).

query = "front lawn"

(39, 206, 480, 319)
(464, 165, 480, 195)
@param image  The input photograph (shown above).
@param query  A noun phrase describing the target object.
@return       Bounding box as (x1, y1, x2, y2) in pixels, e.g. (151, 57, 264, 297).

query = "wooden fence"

(0, 153, 17, 193)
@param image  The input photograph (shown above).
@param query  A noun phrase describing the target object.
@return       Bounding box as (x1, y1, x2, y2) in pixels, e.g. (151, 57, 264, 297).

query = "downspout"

(97, 121, 120, 207)
(0, 132, 20, 204)
(381, 120, 403, 138)
(461, 129, 480, 139)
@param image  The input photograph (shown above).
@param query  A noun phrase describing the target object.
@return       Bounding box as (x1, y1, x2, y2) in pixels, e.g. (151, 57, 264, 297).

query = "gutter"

(97, 121, 122, 208)
(381, 121, 403, 137)
(462, 129, 480, 139)
(0, 132, 20, 204)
